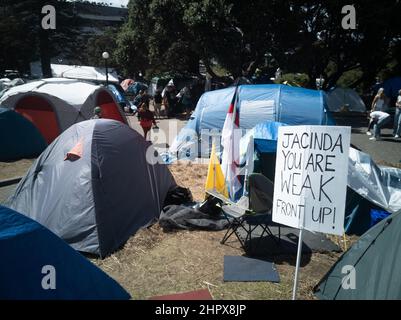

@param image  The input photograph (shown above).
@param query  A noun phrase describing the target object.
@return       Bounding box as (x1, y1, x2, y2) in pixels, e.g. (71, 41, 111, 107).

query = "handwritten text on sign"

(272, 126, 350, 235)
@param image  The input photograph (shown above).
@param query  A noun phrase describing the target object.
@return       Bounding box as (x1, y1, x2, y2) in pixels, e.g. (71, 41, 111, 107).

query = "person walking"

(178, 85, 192, 119)
(371, 88, 388, 112)
(133, 90, 144, 109)
(137, 103, 157, 140)
(153, 89, 162, 119)
(162, 80, 177, 118)
(393, 89, 401, 139)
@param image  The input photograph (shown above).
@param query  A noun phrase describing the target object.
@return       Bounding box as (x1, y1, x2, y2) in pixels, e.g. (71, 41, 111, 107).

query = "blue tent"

(0, 107, 47, 161)
(126, 82, 148, 96)
(169, 84, 334, 159)
(240, 121, 288, 156)
(382, 76, 401, 98)
(0, 205, 130, 300)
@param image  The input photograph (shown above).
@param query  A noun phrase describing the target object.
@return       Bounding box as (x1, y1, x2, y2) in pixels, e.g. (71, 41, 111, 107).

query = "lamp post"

(102, 51, 110, 86)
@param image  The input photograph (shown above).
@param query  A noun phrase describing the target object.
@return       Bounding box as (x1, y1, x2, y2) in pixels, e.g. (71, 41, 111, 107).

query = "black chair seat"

(220, 173, 281, 253)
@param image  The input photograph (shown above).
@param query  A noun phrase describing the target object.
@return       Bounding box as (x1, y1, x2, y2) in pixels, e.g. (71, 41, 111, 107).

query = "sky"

(72, 0, 129, 8)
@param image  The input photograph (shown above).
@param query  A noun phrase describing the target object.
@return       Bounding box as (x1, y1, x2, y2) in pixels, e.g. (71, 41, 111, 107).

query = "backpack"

(163, 186, 193, 206)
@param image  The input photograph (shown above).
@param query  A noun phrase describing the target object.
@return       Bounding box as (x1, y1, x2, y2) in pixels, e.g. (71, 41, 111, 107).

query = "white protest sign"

(272, 126, 351, 236)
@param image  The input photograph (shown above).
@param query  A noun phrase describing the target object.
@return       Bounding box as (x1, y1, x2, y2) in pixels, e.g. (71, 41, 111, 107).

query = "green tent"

(314, 209, 401, 299)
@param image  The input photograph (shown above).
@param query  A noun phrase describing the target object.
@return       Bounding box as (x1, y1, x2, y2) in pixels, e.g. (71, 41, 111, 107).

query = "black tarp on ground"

(160, 205, 229, 231)
(314, 210, 401, 300)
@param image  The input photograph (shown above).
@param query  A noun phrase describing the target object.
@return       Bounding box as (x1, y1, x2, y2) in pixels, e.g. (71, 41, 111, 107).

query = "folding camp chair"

(220, 173, 281, 253)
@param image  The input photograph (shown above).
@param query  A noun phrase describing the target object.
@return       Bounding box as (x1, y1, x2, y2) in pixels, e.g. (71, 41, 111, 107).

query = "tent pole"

(292, 227, 304, 300)
(213, 143, 216, 192)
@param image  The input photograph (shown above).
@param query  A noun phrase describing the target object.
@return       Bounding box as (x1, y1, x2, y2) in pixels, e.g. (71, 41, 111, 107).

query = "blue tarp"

(0, 205, 131, 300)
(237, 121, 401, 235)
(0, 107, 47, 161)
(107, 84, 125, 104)
(169, 84, 335, 160)
(241, 121, 288, 154)
(126, 82, 148, 96)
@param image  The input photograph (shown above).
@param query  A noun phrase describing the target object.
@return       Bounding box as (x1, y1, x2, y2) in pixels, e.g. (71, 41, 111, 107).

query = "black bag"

(197, 196, 223, 216)
(163, 186, 193, 206)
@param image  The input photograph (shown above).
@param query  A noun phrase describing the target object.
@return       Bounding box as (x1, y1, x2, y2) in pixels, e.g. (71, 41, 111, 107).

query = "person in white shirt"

(368, 111, 390, 141)
(393, 89, 401, 139)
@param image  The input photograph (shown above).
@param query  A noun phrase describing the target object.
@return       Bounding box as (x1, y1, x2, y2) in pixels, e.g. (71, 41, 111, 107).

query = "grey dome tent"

(314, 209, 401, 300)
(326, 87, 366, 113)
(6, 119, 176, 257)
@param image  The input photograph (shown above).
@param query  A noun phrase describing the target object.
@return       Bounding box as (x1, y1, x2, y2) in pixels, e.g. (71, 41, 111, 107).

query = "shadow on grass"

(242, 235, 313, 267)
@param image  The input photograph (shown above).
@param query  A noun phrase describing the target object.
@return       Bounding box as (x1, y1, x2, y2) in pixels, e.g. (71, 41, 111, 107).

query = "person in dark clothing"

(163, 81, 177, 118)
(141, 90, 150, 108)
(137, 103, 157, 140)
(178, 85, 192, 119)
(154, 89, 163, 119)
(133, 90, 144, 108)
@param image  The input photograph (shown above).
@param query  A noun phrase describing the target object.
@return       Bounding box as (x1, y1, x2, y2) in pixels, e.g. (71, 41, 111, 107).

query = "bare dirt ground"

(92, 162, 342, 300)
(0, 159, 34, 180)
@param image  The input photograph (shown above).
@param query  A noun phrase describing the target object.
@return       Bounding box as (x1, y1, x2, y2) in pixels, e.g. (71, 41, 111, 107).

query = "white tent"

(30, 62, 119, 83)
(326, 88, 366, 113)
(0, 78, 126, 143)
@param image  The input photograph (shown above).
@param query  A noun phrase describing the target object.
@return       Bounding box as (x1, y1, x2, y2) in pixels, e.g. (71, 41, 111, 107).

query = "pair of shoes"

(366, 131, 372, 136)
(369, 136, 381, 141)
(395, 135, 400, 139)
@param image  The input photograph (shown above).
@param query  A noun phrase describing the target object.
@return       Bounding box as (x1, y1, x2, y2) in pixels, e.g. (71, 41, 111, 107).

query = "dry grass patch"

(0, 159, 34, 180)
(91, 161, 342, 300)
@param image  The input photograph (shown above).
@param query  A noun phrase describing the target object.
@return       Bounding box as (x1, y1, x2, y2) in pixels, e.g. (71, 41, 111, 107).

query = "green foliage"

(1, 0, 400, 91)
(0, 0, 83, 75)
(337, 69, 364, 90)
(81, 28, 119, 67)
(0, 14, 36, 72)
(115, 0, 400, 89)
(280, 73, 310, 87)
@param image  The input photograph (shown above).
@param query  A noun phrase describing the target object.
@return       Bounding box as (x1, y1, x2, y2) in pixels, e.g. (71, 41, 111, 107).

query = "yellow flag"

(205, 143, 228, 197)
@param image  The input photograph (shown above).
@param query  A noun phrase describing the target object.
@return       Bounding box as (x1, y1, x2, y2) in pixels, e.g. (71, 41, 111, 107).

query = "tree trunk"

(324, 70, 343, 90)
(245, 54, 263, 78)
(39, 29, 52, 78)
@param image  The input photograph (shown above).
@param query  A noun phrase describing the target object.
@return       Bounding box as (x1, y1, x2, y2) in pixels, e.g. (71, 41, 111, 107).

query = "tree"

(0, 10, 36, 73)
(0, 0, 91, 76)
(81, 27, 119, 67)
(273, 1, 401, 89)
(113, 0, 401, 89)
